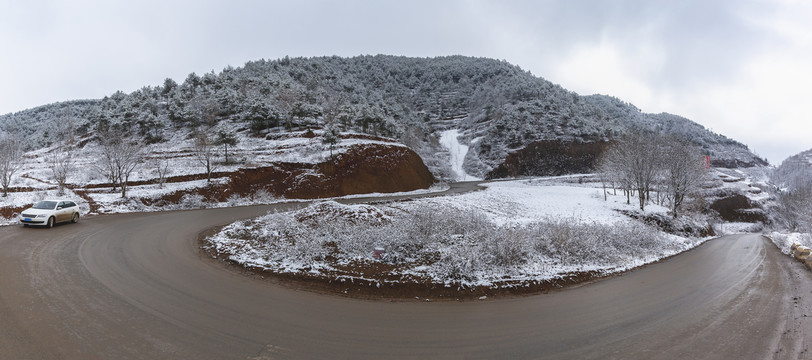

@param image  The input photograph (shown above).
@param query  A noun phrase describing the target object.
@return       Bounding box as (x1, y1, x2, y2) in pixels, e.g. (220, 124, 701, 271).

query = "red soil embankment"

(230, 144, 435, 199)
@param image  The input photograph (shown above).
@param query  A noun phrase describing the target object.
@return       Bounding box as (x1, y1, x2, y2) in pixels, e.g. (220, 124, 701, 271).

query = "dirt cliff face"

(709, 158, 769, 168)
(487, 140, 609, 179)
(229, 144, 434, 199)
(710, 194, 769, 223)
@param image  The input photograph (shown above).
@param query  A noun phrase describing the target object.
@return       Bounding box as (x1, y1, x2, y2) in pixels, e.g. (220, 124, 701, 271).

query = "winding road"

(1, 184, 811, 359)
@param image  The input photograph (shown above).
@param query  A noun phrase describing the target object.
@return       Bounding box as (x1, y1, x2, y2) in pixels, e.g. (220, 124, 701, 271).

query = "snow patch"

(439, 129, 480, 181)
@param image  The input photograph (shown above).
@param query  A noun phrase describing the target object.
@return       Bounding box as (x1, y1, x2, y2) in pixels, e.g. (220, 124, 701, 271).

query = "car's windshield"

(32, 201, 57, 210)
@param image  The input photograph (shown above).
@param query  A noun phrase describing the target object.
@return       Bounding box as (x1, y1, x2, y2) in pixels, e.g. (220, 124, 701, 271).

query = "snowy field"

(404, 178, 644, 226)
(206, 178, 709, 288)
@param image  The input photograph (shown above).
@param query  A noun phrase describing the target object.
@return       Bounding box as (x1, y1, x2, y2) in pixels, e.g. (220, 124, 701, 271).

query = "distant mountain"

(0, 99, 100, 150)
(0, 55, 766, 179)
(772, 148, 812, 190)
(582, 95, 766, 168)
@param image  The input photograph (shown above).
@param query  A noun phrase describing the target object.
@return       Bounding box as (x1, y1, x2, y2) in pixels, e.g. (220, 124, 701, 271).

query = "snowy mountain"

(0, 55, 766, 181)
(583, 95, 766, 168)
(772, 148, 812, 190)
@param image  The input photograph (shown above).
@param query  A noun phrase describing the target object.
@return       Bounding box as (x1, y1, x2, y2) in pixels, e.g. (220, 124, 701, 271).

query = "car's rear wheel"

(47, 217, 55, 228)
(72, 213, 79, 223)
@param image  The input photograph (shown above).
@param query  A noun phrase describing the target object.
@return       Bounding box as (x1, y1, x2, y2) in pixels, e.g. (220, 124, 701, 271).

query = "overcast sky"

(1, 0, 810, 164)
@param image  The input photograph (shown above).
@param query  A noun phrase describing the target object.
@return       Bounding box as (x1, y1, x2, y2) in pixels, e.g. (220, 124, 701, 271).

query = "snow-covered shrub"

(526, 218, 680, 267)
(206, 201, 700, 287)
(434, 243, 480, 282)
(253, 188, 275, 203)
(179, 194, 206, 209)
(483, 226, 530, 267)
(296, 201, 391, 226)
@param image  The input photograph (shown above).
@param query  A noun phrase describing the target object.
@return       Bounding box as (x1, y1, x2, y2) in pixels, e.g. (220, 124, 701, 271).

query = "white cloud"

(551, 39, 666, 110)
(667, 1, 812, 163)
(686, 43, 812, 163)
(2, 0, 812, 163)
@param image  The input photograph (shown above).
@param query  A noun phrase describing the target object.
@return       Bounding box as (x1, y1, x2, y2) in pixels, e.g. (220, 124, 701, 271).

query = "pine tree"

(321, 126, 341, 159)
(215, 125, 239, 164)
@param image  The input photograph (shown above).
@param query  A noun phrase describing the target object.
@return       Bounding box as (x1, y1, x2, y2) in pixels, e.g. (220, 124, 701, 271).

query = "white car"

(20, 199, 81, 228)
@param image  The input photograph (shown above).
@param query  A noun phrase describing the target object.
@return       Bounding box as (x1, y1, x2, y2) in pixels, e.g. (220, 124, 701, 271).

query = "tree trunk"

(206, 159, 212, 182)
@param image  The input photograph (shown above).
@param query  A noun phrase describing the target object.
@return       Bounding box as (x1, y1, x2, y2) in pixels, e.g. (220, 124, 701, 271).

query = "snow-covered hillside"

(0, 128, 432, 224)
(773, 147, 812, 190)
(0, 55, 767, 184)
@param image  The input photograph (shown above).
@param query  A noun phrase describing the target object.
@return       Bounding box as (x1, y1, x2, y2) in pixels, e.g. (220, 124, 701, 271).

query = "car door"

(66, 202, 78, 220)
(56, 202, 69, 222)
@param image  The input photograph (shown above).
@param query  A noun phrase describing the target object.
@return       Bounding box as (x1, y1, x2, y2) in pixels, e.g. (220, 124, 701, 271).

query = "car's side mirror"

(57, 206, 63, 210)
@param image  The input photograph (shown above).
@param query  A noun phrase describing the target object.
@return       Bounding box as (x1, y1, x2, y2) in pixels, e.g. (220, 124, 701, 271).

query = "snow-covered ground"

(3, 123, 776, 289)
(5, 128, 406, 190)
(713, 167, 773, 203)
(404, 179, 649, 226)
(439, 129, 480, 181)
(0, 128, 418, 224)
(206, 178, 710, 288)
(767, 232, 812, 255)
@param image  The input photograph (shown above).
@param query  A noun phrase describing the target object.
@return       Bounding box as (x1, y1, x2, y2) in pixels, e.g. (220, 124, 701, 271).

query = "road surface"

(1, 187, 810, 359)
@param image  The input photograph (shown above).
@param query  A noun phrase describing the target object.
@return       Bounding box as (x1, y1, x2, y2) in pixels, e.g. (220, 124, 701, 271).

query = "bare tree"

(661, 138, 708, 217)
(149, 155, 172, 188)
(599, 136, 639, 206)
(49, 146, 74, 196)
(117, 140, 144, 198)
(94, 129, 145, 198)
(595, 159, 614, 201)
(599, 130, 664, 211)
(774, 174, 812, 232)
(628, 131, 664, 211)
(193, 129, 218, 182)
(601, 131, 711, 217)
(0, 134, 22, 197)
(597, 145, 624, 201)
(94, 133, 121, 191)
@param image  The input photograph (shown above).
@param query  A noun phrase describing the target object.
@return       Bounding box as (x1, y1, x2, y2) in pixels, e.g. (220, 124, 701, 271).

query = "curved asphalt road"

(1, 183, 811, 359)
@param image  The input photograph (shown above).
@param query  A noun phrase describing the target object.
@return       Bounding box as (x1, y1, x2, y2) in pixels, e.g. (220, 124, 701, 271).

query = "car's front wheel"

(47, 217, 55, 228)
(71, 213, 79, 223)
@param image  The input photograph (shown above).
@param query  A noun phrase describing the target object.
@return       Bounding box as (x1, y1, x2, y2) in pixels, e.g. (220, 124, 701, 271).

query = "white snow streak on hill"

(440, 129, 480, 181)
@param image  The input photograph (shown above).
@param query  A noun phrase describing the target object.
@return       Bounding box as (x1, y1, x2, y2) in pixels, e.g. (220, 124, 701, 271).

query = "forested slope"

(0, 55, 766, 179)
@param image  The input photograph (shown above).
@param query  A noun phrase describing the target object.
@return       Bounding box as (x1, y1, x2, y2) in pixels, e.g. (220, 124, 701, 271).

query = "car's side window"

(57, 202, 65, 209)
(67, 202, 76, 208)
